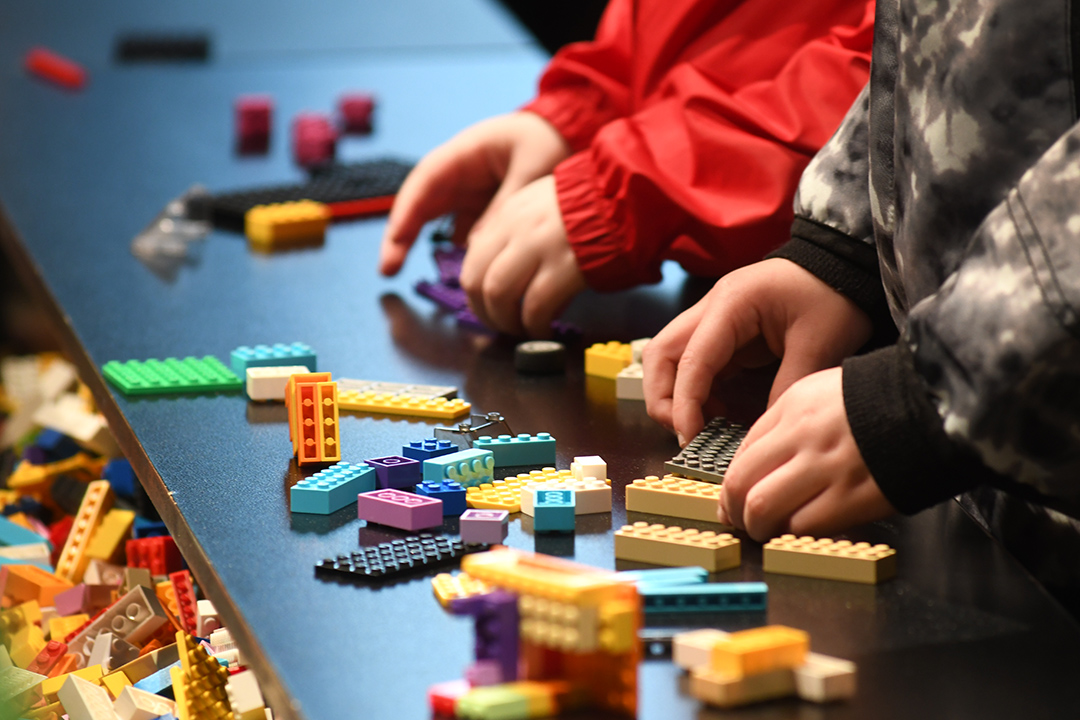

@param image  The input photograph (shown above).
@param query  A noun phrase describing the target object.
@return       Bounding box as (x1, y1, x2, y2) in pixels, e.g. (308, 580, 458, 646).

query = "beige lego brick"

(569, 455, 606, 482)
(614, 522, 740, 572)
(688, 665, 796, 708)
(521, 479, 611, 516)
(584, 342, 633, 379)
(56, 674, 117, 720)
(763, 535, 896, 584)
(794, 652, 857, 703)
(615, 363, 644, 400)
(711, 626, 809, 678)
(226, 670, 266, 720)
(673, 628, 730, 671)
(625, 475, 721, 524)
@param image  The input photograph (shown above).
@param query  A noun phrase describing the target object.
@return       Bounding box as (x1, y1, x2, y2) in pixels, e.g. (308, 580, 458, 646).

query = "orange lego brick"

(624, 475, 721, 524)
(763, 535, 896, 584)
(84, 509, 135, 565)
(614, 522, 740, 572)
(27, 641, 67, 676)
(55, 481, 114, 583)
(710, 626, 809, 678)
(336, 390, 471, 420)
(0, 565, 73, 606)
(244, 200, 331, 247)
(6, 453, 105, 492)
(288, 378, 340, 465)
(584, 341, 633, 379)
(431, 572, 492, 608)
(673, 628, 731, 670)
(285, 371, 331, 453)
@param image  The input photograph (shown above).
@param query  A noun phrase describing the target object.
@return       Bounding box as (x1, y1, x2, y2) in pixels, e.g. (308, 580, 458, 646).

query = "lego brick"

(10, 623, 46, 668)
(132, 519, 168, 540)
(121, 568, 153, 594)
(100, 669, 132, 700)
(27, 641, 68, 676)
(39, 664, 103, 703)
(640, 582, 767, 614)
(518, 591, 599, 653)
(85, 509, 135, 564)
(357, 489, 443, 531)
(83, 560, 125, 588)
(0, 665, 47, 717)
(284, 371, 331, 455)
(415, 280, 468, 312)
(521, 478, 610, 516)
(195, 600, 220, 638)
(293, 380, 340, 465)
(50, 614, 89, 641)
(689, 665, 796, 708)
(339, 93, 375, 134)
(403, 439, 459, 461)
(114, 684, 177, 720)
(175, 630, 232, 719)
(614, 522, 740, 572)
(449, 590, 519, 683)
(416, 480, 467, 516)
(762, 535, 897, 584)
(473, 434, 556, 467)
(245, 201, 331, 247)
(570, 455, 606, 482)
(337, 391, 471, 420)
(111, 644, 179, 686)
(103, 460, 136, 500)
(514, 340, 566, 375)
(365, 455, 421, 489)
(459, 510, 509, 545)
(225, 670, 265, 720)
(56, 481, 114, 583)
(423, 449, 494, 488)
(455, 684, 528, 720)
(615, 363, 644, 400)
(465, 472, 552, 513)
(231, 342, 315, 378)
(428, 679, 471, 717)
(461, 548, 631, 608)
(31, 395, 117, 456)
(433, 244, 465, 286)
(0, 564, 72, 606)
(337, 380, 457, 401)
(132, 661, 178, 696)
(0, 515, 49, 548)
(235, 95, 271, 153)
(168, 572, 198, 636)
(245, 366, 310, 402)
(290, 462, 375, 515)
(793, 652, 857, 703)
(711, 626, 809, 678)
(584, 341, 633, 379)
(625, 475, 721, 524)
(68, 586, 168, 665)
(54, 585, 112, 618)
(532, 490, 575, 533)
(292, 112, 337, 167)
(630, 337, 651, 364)
(101, 357, 242, 397)
(616, 566, 709, 587)
(0, 600, 42, 640)
(24, 47, 86, 90)
(673, 628, 730, 671)
(115, 34, 210, 62)
(125, 537, 182, 577)
(315, 534, 489, 583)
(57, 674, 118, 720)
(664, 417, 747, 484)
(431, 572, 492, 608)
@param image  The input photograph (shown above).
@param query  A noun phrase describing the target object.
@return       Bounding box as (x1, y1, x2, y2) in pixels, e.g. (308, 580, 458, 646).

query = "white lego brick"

(570, 455, 606, 483)
(673, 628, 730, 670)
(616, 363, 644, 401)
(37, 358, 77, 401)
(630, 337, 651, 364)
(32, 393, 118, 456)
(209, 628, 236, 654)
(794, 652, 857, 702)
(57, 674, 119, 720)
(226, 670, 267, 720)
(0, 542, 52, 565)
(196, 599, 222, 637)
(87, 631, 114, 671)
(245, 366, 311, 402)
(1, 356, 41, 404)
(114, 685, 177, 720)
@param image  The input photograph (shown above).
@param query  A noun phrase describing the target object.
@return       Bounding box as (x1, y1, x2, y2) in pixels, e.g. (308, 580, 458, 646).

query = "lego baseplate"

(663, 417, 747, 483)
(315, 534, 489, 583)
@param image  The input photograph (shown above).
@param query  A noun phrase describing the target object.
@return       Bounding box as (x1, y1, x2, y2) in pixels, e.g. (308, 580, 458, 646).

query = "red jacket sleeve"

(532, 0, 876, 291)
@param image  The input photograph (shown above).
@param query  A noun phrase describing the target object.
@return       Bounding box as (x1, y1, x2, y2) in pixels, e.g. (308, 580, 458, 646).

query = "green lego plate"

(102, 356, 243, 395)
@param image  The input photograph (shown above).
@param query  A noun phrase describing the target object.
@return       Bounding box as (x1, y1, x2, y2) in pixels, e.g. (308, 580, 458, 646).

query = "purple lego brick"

(454, 309, 494, 334)
(415, 280, 468, 312)
(434, 245, 466, 287)
(364, 455, 421, 489)
(459, 509, 509, 545)
(450, 590, 519, 683)
(357, 488, 443, 531)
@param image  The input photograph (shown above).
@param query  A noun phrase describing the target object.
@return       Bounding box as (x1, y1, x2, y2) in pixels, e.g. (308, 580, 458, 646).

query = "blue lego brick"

(473, 433, 556, 467)
(617, 566, 709, 587)
(640, 581, 768, 614)
(229, 342, 316, 378)
(365, 455, 421, 489)
(422, 448, 494, 488)
(533, 489, 575, 533)
(103, 458, 137, 499)
(134, 660, 180, 697)
(30, 429, 80, 462)
(133, 518, 170, 539)
(0, 516, 47, 548)
(402, 438, 458, 461)
(290, 461, 376, 514)
(415, 480, 467, 516)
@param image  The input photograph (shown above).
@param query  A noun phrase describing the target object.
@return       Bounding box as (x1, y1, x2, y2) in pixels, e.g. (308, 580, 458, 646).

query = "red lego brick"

(49, 515, 74, 567)
(236, 94, 272, 153)
(292, 112, 337, 167)
(27, 640, 67, 675)
(428, 679, 470, 715)
(169, 570, 198, 635)
(126, 536, 183, 576)
(24, 47, 87, 90)
(338, 93, 374, 134)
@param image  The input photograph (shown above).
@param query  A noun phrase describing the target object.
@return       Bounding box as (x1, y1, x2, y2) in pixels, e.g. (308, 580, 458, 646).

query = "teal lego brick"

(473, 433, 556, 467)
(290, 462, 375, 514)
(640, 581, 767, 614)
(0, 516, 47, 548)
(532, 489, 575, 533)
(230, 342, 316, 377)
(422, 449, 494, 488)
(102, 356, 242, 395)
(617, 566, 709, 587)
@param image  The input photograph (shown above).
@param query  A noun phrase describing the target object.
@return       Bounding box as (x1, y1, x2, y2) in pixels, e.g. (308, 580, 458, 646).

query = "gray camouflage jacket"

(771, 0, 1080, 520)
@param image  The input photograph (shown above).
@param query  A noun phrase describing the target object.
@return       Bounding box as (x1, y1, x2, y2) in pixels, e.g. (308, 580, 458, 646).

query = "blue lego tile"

(640, 581, 768, 614)
(290, 462, 376, 514)
(134, 660, 180, 697)
(533, 489, 575, 533)
(229, 342, 316, 378)
(364, 455, 421, 489)
(0, 516, 48, 548)
(422, 448, 494, 488)
(103, 458, 137, 499)
(617, 566, 709, 587)
(415, 480, 467, 516)
(133, 518, 171, 539)
(402, 438, 458, 461)
(473, 433, 556, 467)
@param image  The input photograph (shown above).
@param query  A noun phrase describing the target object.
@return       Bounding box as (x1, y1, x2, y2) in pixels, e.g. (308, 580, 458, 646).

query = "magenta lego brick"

(459, 509, 509, 545)
(357, 488, 443, 531)
(364, 455, 421, 489)
(339, 93, 375, 134)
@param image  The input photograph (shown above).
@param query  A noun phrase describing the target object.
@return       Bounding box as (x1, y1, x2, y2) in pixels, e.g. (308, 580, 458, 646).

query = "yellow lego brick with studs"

(337, 390, 471, 420)
(584, 341, 634, 379)
(711, 626, 809, 678)
(461, 547, 631, 607)
(466, 468, 610, 513)
(625, 475, 721, 523)
(244, 200, 331, 247)
(614, 522, 740, 572)
(431, 572, 492, 608)
(763, 534, 896, 584)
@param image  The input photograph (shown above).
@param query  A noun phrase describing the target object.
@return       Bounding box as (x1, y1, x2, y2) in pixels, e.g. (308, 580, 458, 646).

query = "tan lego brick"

(625, 475, 721, 524)
(763, 535, 896, 584)
(673, 628, 730, 671)
(794, 652, 857, 703)
(614, 522, 740, 572)
(711, 626, 809, 678)
(689, 665, 797, 708)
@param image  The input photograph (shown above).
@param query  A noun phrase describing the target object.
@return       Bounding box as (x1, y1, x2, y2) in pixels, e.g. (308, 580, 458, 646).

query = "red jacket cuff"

(522, 89, 616, 154)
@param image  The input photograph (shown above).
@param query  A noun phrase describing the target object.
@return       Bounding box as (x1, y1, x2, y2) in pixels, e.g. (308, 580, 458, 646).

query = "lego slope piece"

(337, 390, 471, 420)
(245, 366, 310, 402)
(245, 201, 331, 248)
(357, 488, 443, 531)
(102, 357, 242, 396)
(473, 434, 556, 467)
(625, 475, 721, 524)
(230, 343, 316, 378)
(664, 417, 747, 484)
(423, 449, 494, 488)
(584, 342, 633, 379)
(316, 534, 489, 583)
(614, 522, 740, 572)
(290, 462, 375, 515)
(763, 535, 897, 584)
(56, 674, 115, 720)
(640, 582, 767, 614)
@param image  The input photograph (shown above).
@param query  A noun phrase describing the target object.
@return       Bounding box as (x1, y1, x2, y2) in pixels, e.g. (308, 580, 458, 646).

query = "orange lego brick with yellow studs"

(336, 389, 471, 420)
(461, 547, 632, 607)
(465, 468, 576, 512)
(625, 475, 721, 524)
(584, 341, 634, 379)
(763, 535, 896, 584)
(55, 480, 114, 583)
(614, 522, 740, 572)
(244, 200, 331, 247)
(710, 626, 809, 678)
(431, 572, 492, 608)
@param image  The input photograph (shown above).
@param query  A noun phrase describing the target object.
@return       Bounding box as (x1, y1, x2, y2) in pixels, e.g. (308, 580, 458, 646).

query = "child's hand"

(716, 367, 896, 540)
(379, 112, 571, 276)
(460, 175, 587, 337)
(643, 259, 872, 445)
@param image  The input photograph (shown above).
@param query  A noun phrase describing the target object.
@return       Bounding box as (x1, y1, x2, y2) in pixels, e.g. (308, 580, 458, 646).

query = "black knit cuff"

(842, 343, 1003, 514)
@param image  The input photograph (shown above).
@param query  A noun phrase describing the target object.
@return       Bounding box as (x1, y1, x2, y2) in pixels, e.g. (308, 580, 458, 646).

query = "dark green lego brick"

(102, 356, 242, 395)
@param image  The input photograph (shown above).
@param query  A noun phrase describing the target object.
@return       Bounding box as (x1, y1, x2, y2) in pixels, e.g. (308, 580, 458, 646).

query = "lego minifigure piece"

(357, 488, 443, 531)
(101, 357, 242, 396)
(364, 455, 421, 489)
(625, 475, 722, 524)
(56, 674, 114, 720)
(673, 628, 731, 671)
(85, 509, 135, 565)
(711, 626, 809, 678)
(570, 455, 606, 483)
(230, 343, 316, 379)
(292, 112, 337, 167)
(225, 670, 266, 720)
(235, 95, 272, 154)
(630, 337, 651, 364)
(290, 462, 375, 515)
(459, 510, 509, 545)
(56, 481, 114, 583)
(168, 571, 198, 635)
(315, 534, 488, 583)
(664, 417, 747, 484)
(532, 490, 575, 533)
(614, 522, 740, 572)
(423, 448, 495, 488)
(337, 391, 472, 420)
(763, 535, 897, 584)
(24, 47, 86, 90)
(402, 438, 459, 461)
(615, 363, 644, 400)
(125, 536, 183, 576)
(114, 685, 177, 720)
(415, 480, 467, 516)
(245, 201, 331, 248)
(337, 379, 457, 400)
(245, 366, 310, 402)
(473, 434, 556, 467)
(513, 341, 566, 375)
(639, 582, 767, 614)
(584, 341, 633, 379)
(794, 653, 857, 703)
(338, 93, 375, 134)
(431, 572, 492, 608)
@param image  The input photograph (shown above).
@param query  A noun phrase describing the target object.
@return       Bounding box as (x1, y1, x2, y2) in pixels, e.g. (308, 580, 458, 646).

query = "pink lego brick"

(459, 509, 509, 545)
(339, 93, 375, 134)
(357, 488, 443, 531)
(236, 94, 272, 153)
(292, 112, 337, 167)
